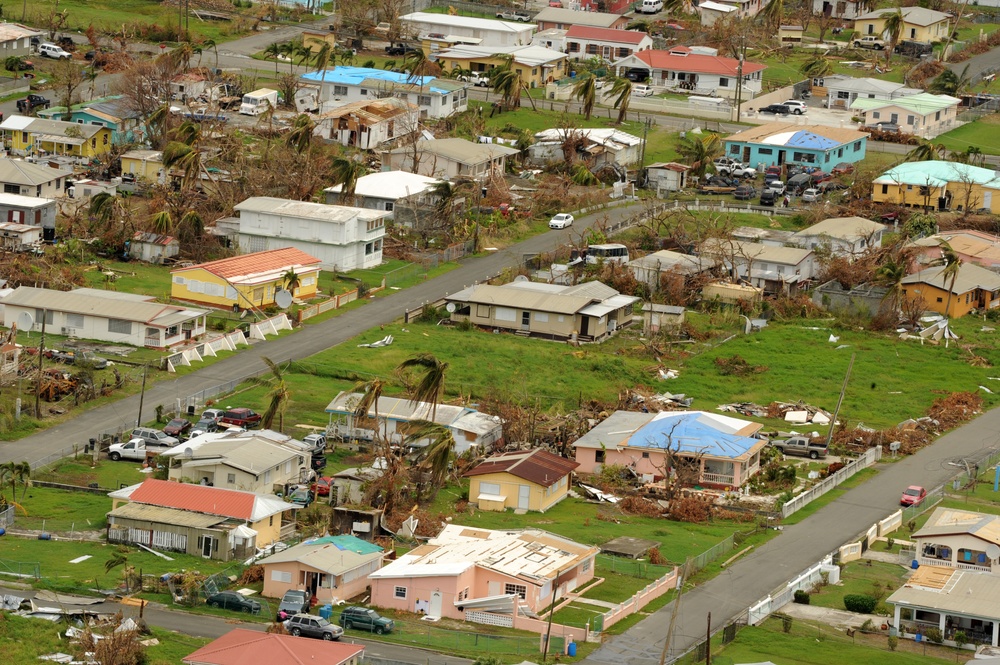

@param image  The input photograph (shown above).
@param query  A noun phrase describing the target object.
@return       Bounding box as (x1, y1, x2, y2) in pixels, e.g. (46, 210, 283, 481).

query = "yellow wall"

(436, 55, 568, 88)
(170, 266, 319, 309)
(9, 127, 113, 158)
(250, 514, 283, 548)
(872, 181, 1000, 213)
(122, 155, 163, 182)
(303, 31, 338, 50)
(858, 17, 949, 43)
(468, 471, 570, 512)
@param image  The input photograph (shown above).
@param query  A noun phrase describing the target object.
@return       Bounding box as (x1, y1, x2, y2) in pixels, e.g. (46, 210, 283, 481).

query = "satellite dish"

(446, 303, 456, 313)
(183, 447, 193, 458)
(274, 289, 293, 309)
(987, 544, 1000, 561)
(513, 275, 529, 282)
(16, 311, 33, 331)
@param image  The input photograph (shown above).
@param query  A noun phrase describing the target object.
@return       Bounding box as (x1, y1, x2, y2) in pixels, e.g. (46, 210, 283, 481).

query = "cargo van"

(239, 88, 279, 116)
(638, 0, 664, 13)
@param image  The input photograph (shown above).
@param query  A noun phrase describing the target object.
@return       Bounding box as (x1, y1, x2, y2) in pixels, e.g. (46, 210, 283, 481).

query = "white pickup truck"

(108, 438, 171, 462)
(714, 159, 757, 179)
(496, 10, 531, 21)
(460, 73, 490, 87)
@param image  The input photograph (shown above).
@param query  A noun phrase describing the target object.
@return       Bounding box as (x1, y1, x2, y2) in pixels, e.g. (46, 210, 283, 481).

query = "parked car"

(338, 606, 395, 634)
(771, 436, 828, 459)
(276, 590, 312, 621)
(311, 476, 334, 497)
(38, 43, 72, 59)
(801, 188, 821, 203)
(459, 73, 490, 87)
(760, 103, 791, 115)
(625, 68, 649, 82)
(303, 433, 327, 455)
(163, 418, 193, 437)
(831, 162, 854, 175)
(6, 58, 32, 71)
(16, 94, 50, 112)
(818, 181, 848, 194)
(766, 180, 786, 195)
(871, 121, 900, 132)
(206, 591, 261, 614)
(809, 171, 832, 185)
(631, 84, 653, 96)
(288, 485, 313, 507)
(759, 189, 777, 206)
(733, 184, 757, 200)
(787, 173, 812, 193)
(901, 485, 927, 507)
(189, 417, 218, 437)
(894, 39, 933, 57)
(131, 427, 179, 447)
(715, 160, 756, 178)
(495, 10, 531, 21)
(549, 213, 574, 229)
(782, 100, 807, 115)
(384, 43, 418, 56)
(201, 408, 225, 424)
(853, 36, 885, 50)
(219, 408, 262, 428)
(286, 614, 344, 641)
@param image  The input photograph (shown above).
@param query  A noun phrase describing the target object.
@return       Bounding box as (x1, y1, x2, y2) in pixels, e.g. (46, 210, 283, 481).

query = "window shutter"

(213, 538, 218, 552)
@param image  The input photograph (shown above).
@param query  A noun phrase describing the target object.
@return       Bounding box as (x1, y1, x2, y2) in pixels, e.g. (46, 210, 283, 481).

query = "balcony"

(701, 472, 736, 486)
(144, 336, 161, 348)
(919, 556, 991, 573)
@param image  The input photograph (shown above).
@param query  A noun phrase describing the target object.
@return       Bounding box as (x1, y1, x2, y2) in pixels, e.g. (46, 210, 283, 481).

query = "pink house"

(911, 230, 1000, 271)
(368, 525, 598, 620)
(573, 410, 767, 488)
(260, 534, 384, 604)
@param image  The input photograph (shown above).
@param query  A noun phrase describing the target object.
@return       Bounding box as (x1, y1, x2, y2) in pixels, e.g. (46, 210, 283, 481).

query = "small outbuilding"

(463, 448, 579, 513)
(129, 232, 179, 264)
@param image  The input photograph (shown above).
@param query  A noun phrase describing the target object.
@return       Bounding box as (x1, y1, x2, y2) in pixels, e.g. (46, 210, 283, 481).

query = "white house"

(697, 1, 739, 27)
(628, 249, 717, 289)
(0, 158, 72, 198)
(850, 92, 961, 138)
(0, 193, 57, 231)
(313, 98, 419, 150)
(129, 232, 180, 264)
(160, 433, 312, 492)
(0, 221, 42, 250)
(812, 0, 861, 20)
(324, 171, 446, 223)
(230, 197, 388, 272)
(561, 25, 653, 61)
(820, 75, 921, 110)
(646, 162, 691, 195)
(701, 240, 816, 295)
(0, 286, 207, 349)
(384, 138, 519, 180)
(400, 12, 537, 47)
(791, 216, 885, 256)
(0, 23, 42, 57)
(612, 46, 766, 99)
(299, 67, 469, 120)
(529, 127, 643, 168)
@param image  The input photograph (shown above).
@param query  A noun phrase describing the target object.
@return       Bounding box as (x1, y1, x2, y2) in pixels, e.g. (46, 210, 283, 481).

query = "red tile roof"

(565, 25, 648, 44)
(173, 248, 321, 279)
(183, 629, 365, 665)
(464, 449, 579, 487)
(633, 49, 766, 77)
(129, 478, 256, 520)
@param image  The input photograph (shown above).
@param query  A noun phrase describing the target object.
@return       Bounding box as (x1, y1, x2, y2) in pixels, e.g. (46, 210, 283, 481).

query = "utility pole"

(33, 309, 47, 419)
(824, 353, 856, 449)
(639, 117, 652, 170)
(659, 559, 691, 665)
(136, 363, 148, 427)
(705, 612, 712, 665)
(734, 37, 746, 123)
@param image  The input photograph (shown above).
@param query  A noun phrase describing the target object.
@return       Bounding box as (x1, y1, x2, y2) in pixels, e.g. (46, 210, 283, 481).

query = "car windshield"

(904, 488, 921, 496)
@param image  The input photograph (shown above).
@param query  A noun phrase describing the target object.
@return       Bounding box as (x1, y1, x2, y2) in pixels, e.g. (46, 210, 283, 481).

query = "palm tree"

(89, 192, 123, 226)
(202, 39, 219, 70)
(352, 377, 385, 438)
(313, 42, 333, 73)
(397, 353, 449, 421)
(330, 157, 366, 206)
(608, 76, 632, 125)
(150, 210, 173, 234)
(907, 139, 947, 162)
(12, 462, 30, 501)
(264, 43, 282, 75)
(279, 41, 297, 74)
(180, 210, 204, 237)
(169, 42, 195, 72)
(283, 267, 302, 295)
(876, 256, 907, 313)
(881, 9, 904, 67)
(405, 420, 456, 497)
(163, 141, 204, 190)
(572, 73, 598, 121)
(799, 55, 833, 81)
(248, 357, 291, 432)
(450, 64, 471, 80)
(759, 0, 783, 31)
(490, 54, 537, 112)
(286, 113, 315, 154)
(935, 241, 963, 318)
(952, 146, 985, 167)
(678, 133, 723, 178)
(929, 65, 971, 96)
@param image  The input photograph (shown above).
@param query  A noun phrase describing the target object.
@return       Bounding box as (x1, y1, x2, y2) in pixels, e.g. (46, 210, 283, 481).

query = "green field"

(936, 117, 1000, 157)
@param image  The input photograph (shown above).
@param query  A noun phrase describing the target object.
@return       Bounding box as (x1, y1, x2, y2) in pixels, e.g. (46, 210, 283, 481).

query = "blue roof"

(302, 534, 383, 555)
(301, 66, 448, 94)
(784, 130, 840, 150)
(626, 412, 762, 458)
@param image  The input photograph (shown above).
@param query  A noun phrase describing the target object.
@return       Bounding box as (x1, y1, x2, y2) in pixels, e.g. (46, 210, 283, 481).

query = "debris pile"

(714, 354, 769, 377)
(383, 508, 443, 538)
(626, 389, 692, 411)
(718, 401, 832, 424)
(835, 425, 929, 455)
(617, 495, 663, 517)
(926, 391, 983, 430)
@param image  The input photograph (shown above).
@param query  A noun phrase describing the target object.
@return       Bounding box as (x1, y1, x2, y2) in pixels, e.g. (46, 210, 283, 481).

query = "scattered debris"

(617, 495, 663, 517)
(718, 401, 832, 424)
(714, 355, 768, 377)
(657, 368, 680, 380)
(358, 335, 394, 348)
(578, 484, 620, 503)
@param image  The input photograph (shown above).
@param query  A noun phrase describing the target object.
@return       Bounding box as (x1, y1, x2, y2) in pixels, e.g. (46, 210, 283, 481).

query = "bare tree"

(52, 59, 85, 120)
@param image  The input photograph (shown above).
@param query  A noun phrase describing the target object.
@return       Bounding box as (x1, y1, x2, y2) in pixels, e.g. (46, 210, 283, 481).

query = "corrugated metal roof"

(109, 501, 227, 529)
(579, 293, 640, 317)
(793, 216, 885, 241)
(702, 240, 813, 266)
(123, 478, 293, 521)
(260, 536, 383, 572)
(901, 262, 1000, 295)
(725, 122, 867, 147)
(448, 283, 592, 314)
(133, 232, 177, 246)
(0, 286, 206, 325)
(402, 11, 537, 32)
(565, 25, 648, 44)
(464, 449, 578, 487)
(317, 97, 417, 124)
(173, 247, 321, 281)
(874, 161, 1000, 189)
(855, 6, 949, 26)
(389, 138, 518, 165)
(0, 23, 42, 41)
(852, 92, 959, 115)
(630, 49, 766, 77)
(23, 118, 104, 139)
(913, 507, 1000, 545)
(888, 569, 1000, 620)
(533, 7, 621, 27)
(177, 438, 305, 476)
(234, 197, 387, 223)
(0, 158, 71, 186)
(324, 391, 467, 426)
(629, 250, 710, 276)
(182, 629, 365, 665)
(435, 44, 565, 67)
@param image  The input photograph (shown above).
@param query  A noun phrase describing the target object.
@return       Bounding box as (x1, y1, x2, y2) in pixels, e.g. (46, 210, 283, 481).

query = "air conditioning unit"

(61, 327, 70, 335)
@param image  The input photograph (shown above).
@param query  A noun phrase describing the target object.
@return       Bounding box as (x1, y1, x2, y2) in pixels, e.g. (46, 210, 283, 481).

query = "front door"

(602, 45, 612, 61)
(518, 485, 530, 510)
(429, 591, 443, 618)
(521, 311, 530, 330)
(580, 316, 590, 337)
(202, 536, 214, 558)
(984, 191, 993, 212)
(742, 147, 751, 163)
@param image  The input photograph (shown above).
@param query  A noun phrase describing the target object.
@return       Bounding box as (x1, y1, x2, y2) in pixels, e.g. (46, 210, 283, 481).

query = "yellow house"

(433, 44, 569, 88)
(121, 149, 165, 185)
(463, 449, 579, 513)
(872, 161, 1000, 214)
(171, 247, 321, 310)
(106, 478, 296, 562)
(854, 6, 950, 44)
(901, 263, 1000, 319)
(4, 117, 113, 160)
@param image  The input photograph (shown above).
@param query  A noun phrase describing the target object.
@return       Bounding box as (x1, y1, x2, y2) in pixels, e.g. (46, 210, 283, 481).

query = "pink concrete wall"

(575, 447, 665, 478)
(370, 568, 475, 620)
(263, 563, 372, 604)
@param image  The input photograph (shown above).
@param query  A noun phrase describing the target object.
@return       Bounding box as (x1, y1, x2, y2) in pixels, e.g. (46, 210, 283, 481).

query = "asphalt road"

(584, 404, 1000, 664)
(0, 584, 471, 665)
(0, 202, 640, 468)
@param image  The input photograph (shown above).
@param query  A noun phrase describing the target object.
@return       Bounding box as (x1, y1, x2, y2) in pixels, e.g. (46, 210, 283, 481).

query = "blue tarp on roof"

(784, 131, 840, 150)
(301, 66, 448, 94)
(303, 534, 383, 555)
(627, 412, 761, 458)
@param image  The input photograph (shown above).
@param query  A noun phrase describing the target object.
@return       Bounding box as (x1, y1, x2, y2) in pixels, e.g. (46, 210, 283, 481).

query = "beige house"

(851, 93, 960, 138)
(445, 280, 639, 342)
(0, 158, 71, 198)
(701, 240, 816, 295)
(854, 6, 950, 44)
(161, 434, 312, 493)
(121, 150, 165, 186)
(641, 303, 685, 334)
(260, 535, 384, 604)
(384, 138, 519, 180)
(107, 478, 294, 561)
(463, 449, 579, 513)
(913, 507, 1000, 574)
(791, 216, 885, 256)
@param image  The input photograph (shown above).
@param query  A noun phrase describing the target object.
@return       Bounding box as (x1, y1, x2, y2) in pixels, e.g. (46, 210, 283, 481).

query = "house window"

(333, 85, 348, 96)
(108, 318, 132, 334)
(480, 482, 501, 496)
(418, 95, 432, 106)
(366, 218, 384, 232)
(936, 297, 943, 303)
(568, 42, 580, 52)
(583, 558, 591, 573)
(642, 452, 650, 458)
(365, 242, 374, 255)
(269, 515, 274, 526)
(730, 145, 740, 154)
(906, 115, 915, 126)
(34, 309, 54, 325)
(2, 184, 18, 194)
(872, 111, 880, 119)
(854, 141, 862, 151)
(394, 586, 407, 599)
(618, 48, 630, 58)
(595, 449, 606, 463)
(66, 313, 84, 328)
(935, 111, 941, 121)
(758, 148, 772, 155)
(264, 470, 271, 484)
(505, 584, 527, 599)
(837, 91, 850, 99)
(21, 132, 27, 143)
(586, 44, 599, 54)
(227, 473, 235, 484)
(719, 78, 729, 87)
(881, 184, 888, 194)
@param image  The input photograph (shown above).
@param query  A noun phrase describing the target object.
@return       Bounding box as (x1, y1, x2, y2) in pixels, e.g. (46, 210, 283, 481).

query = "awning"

(477, 493, 507, 502)
(35, 134, 86, 146)
(230, 524, 257, 542)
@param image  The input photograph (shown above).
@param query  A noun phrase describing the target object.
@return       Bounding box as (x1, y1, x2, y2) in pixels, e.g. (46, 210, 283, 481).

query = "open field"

(936, 116, 1000, 157)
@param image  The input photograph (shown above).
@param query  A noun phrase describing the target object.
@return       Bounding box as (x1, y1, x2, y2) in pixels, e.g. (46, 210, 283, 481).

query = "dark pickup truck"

(17, 94, 49, 112)
(385, 43, 419, 56)
(771, 436, 828, 459)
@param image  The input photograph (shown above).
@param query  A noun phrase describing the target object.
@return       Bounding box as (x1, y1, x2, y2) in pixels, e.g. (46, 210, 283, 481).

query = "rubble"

(717, 401, 832, 424)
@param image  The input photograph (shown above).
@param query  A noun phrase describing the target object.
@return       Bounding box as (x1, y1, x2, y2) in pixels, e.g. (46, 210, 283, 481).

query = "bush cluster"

(843, 594, 877, 614)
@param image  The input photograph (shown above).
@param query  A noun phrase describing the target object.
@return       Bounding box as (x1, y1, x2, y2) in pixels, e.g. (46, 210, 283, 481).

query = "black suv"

(385, 43, 418, 56)
(760, 103, 791, 115)
(286, 614, 344, 641)
(894, 40, 933, 57)
(338, 606, 395, 634)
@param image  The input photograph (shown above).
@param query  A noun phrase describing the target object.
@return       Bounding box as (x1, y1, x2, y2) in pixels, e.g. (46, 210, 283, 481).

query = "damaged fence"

(780, 446, 883, 518)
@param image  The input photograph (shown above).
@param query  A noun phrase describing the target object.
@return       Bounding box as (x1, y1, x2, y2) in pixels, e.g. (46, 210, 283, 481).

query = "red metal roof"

(463, 449, 579, 487)
(129, 478, 256, 520)
(633, 49, 766, 77)
(565, 25, 648, 45)
(173, 248, 321, 279)
(183, 629, 365, 665)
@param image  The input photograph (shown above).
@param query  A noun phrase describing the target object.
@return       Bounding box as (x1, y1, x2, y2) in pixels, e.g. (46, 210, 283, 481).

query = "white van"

(632, 84, 654, 97)
(239, 88, 279, 116)
(38, 43, 72, 59)
(637, 0, 664, 13)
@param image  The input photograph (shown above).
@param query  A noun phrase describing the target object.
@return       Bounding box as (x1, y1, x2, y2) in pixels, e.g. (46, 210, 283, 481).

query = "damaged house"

(313, 98, 419, 150)
(528, 127, 644, 170)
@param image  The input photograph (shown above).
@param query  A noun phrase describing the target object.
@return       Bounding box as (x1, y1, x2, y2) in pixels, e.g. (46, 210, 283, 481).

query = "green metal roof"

(851, 92, 959, 115)
(306, 534, 383, 555)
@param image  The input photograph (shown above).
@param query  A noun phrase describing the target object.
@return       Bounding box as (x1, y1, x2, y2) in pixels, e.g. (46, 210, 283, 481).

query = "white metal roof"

(325, 171, 445, 201)
(235, 197, 389, 223)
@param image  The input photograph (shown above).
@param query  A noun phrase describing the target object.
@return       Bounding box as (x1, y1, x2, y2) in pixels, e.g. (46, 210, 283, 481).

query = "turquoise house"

(37, 96, 142, 145)
(722, 122, 869, 170)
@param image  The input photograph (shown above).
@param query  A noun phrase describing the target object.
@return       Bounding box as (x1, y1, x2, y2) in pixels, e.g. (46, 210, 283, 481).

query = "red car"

(901, 485, 927, 507)
(163, 418, 193, 437)
(311, 476, 334, 497)
(219, 408, 262, 428)
(831, 162, 854, 175)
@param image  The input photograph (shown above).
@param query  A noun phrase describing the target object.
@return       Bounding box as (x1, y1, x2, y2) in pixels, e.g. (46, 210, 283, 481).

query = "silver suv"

(131, 428, 179, 447)
(285, 614, 344, 641)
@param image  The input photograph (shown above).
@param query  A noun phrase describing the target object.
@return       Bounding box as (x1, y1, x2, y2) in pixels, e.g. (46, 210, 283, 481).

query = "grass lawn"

(805, 560, 910, 611)
(755, 49, 909, 88)
(688, 615, 958, 665)
(0, 613, 211, 665)
(82, 261, 173, 300)
(15, 486, 117, 533)
(35, 457, 148, 491)
(781, 468, 879, 526)
(936, 116, 1000, 157)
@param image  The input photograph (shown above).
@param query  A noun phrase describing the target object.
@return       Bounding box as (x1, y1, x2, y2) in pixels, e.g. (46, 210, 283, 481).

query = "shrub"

(843, 594, 878, 614)
(775, 613, 793, 633)
(886, 536, 895, 550)
(923, 627, 943, 643)
(860, 619, 876, 633)
(793, 589, 810, 604)
(954, 631, 968, 649)
(887, 635, 898, 652)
